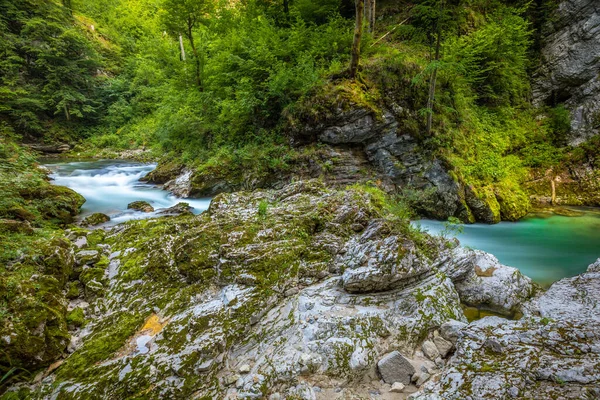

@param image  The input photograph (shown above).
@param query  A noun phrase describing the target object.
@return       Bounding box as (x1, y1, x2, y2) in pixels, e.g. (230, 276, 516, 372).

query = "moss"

(66, 307, 86, 328)
(40, 237, 75, 286)
(66, 281, 80, 299)
(56, 311, 146, 380)
(0, 269, 69, 370)
(495, 182, 530, 221)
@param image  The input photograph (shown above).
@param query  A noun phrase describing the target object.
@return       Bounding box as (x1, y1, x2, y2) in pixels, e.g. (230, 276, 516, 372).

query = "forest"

(1, 0, 600, 398)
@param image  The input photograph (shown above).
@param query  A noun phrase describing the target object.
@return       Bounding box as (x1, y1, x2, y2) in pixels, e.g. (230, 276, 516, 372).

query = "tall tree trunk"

(179, 34, 186, 61)
(364, 0, 376, 33)
(283, 0, 289, 15)
(349, 0, 365, 79)
(551, 175, 557, 205)
(64, 104, 70, 121)
(426, 26, 441, 135)
(186, 21, 202, 90)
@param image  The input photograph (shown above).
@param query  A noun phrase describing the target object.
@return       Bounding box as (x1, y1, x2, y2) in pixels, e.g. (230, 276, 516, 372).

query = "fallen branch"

(370, 17, 410, 47)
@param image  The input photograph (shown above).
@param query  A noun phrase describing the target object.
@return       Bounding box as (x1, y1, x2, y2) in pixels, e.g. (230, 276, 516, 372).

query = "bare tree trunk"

(186, 21, 203, 90)
(366, 0, 375, 33)
(551, 176, 557, 205)
(426, 27, 441, 135)
(179, 34, 186, 61)
(349, 0, 365, 79)
(283, 0, 289, 14)
(64, 104, 70, 121)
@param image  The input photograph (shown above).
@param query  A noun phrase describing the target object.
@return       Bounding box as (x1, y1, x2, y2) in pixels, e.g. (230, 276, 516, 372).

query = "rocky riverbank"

(4, 180, 597, 399)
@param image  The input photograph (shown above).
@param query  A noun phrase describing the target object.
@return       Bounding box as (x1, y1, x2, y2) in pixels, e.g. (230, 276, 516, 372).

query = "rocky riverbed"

(4, 180, 598, 399)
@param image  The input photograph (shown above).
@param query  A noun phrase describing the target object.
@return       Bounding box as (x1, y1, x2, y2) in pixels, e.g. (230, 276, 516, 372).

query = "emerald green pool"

(416, 208, 600, 286)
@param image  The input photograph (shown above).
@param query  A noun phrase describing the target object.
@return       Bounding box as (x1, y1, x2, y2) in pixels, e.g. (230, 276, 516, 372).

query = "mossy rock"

(19, 185, 85, 225)
(66, 281, 81, 299)
(464, 185, 501, 224)
(0, 271, 69, 369)
(0, 219, 34, 234)
(81, 213, 110, 227)
(127, 201, 154, 213)
(42, 237, 76, 286)
(66, 307, 86, 328)
(140, 160, 183, 183)
(5, 206, 36, 222)
(495, 184, 530, 221)
(76, 250, 101, 266)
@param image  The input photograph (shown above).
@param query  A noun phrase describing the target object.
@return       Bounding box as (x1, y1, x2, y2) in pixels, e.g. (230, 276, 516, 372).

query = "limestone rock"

(421, 341, 439, 361)
(389, 382, 405, 393)
(439, 320, 467, 344)
(414, 265, 600, 400)
(532, 0, 600, 144)
(377, 351, 415, 385)
(587, 258, 600, 272)
(452, 250, 535, 315)
(536, 270, 600, 321)
(340, 222, 434, 293)
(29, 181, 466, 399)
(433, 336, 453, 358)
(164, 168, 193, 198)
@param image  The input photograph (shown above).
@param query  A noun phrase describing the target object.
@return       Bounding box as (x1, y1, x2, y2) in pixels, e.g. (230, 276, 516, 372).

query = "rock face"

(16, 181, 533, 400)
(532, 0, 600, 144)
(296, 108, 473, 222)
(413, 258, 600, 400)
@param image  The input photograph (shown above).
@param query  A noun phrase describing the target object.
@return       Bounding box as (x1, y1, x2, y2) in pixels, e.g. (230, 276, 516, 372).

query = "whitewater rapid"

(45, 160, 211, 225)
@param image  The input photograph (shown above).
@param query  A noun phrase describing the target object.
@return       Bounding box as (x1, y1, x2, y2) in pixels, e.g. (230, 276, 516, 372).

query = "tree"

(425, 18, 441, 135)
(349, 0, 364, 79)
(364, 0, 375, 33)
(412, 0, 453, 135)
(162, 0, 214, 90)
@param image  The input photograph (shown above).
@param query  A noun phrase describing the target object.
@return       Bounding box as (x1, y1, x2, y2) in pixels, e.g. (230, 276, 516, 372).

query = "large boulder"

(339, 221, 434, 293)
(442, 249, 536, 316)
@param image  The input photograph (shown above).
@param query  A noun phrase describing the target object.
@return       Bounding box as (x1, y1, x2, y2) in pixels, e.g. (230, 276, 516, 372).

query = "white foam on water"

(45, 160, 211, 225)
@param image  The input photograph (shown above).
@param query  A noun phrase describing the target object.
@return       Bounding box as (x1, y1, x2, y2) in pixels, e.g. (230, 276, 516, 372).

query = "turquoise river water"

(417, 211, 600, 286)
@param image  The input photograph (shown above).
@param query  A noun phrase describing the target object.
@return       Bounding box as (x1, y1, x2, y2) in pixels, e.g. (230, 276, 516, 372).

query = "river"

(46, 160, 599, 286)
(417, 211, 600, 286)
(44, 159, 211, 225)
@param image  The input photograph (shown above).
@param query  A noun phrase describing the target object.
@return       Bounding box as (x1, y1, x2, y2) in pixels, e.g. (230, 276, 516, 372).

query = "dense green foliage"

(0, 0, 111, 141)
